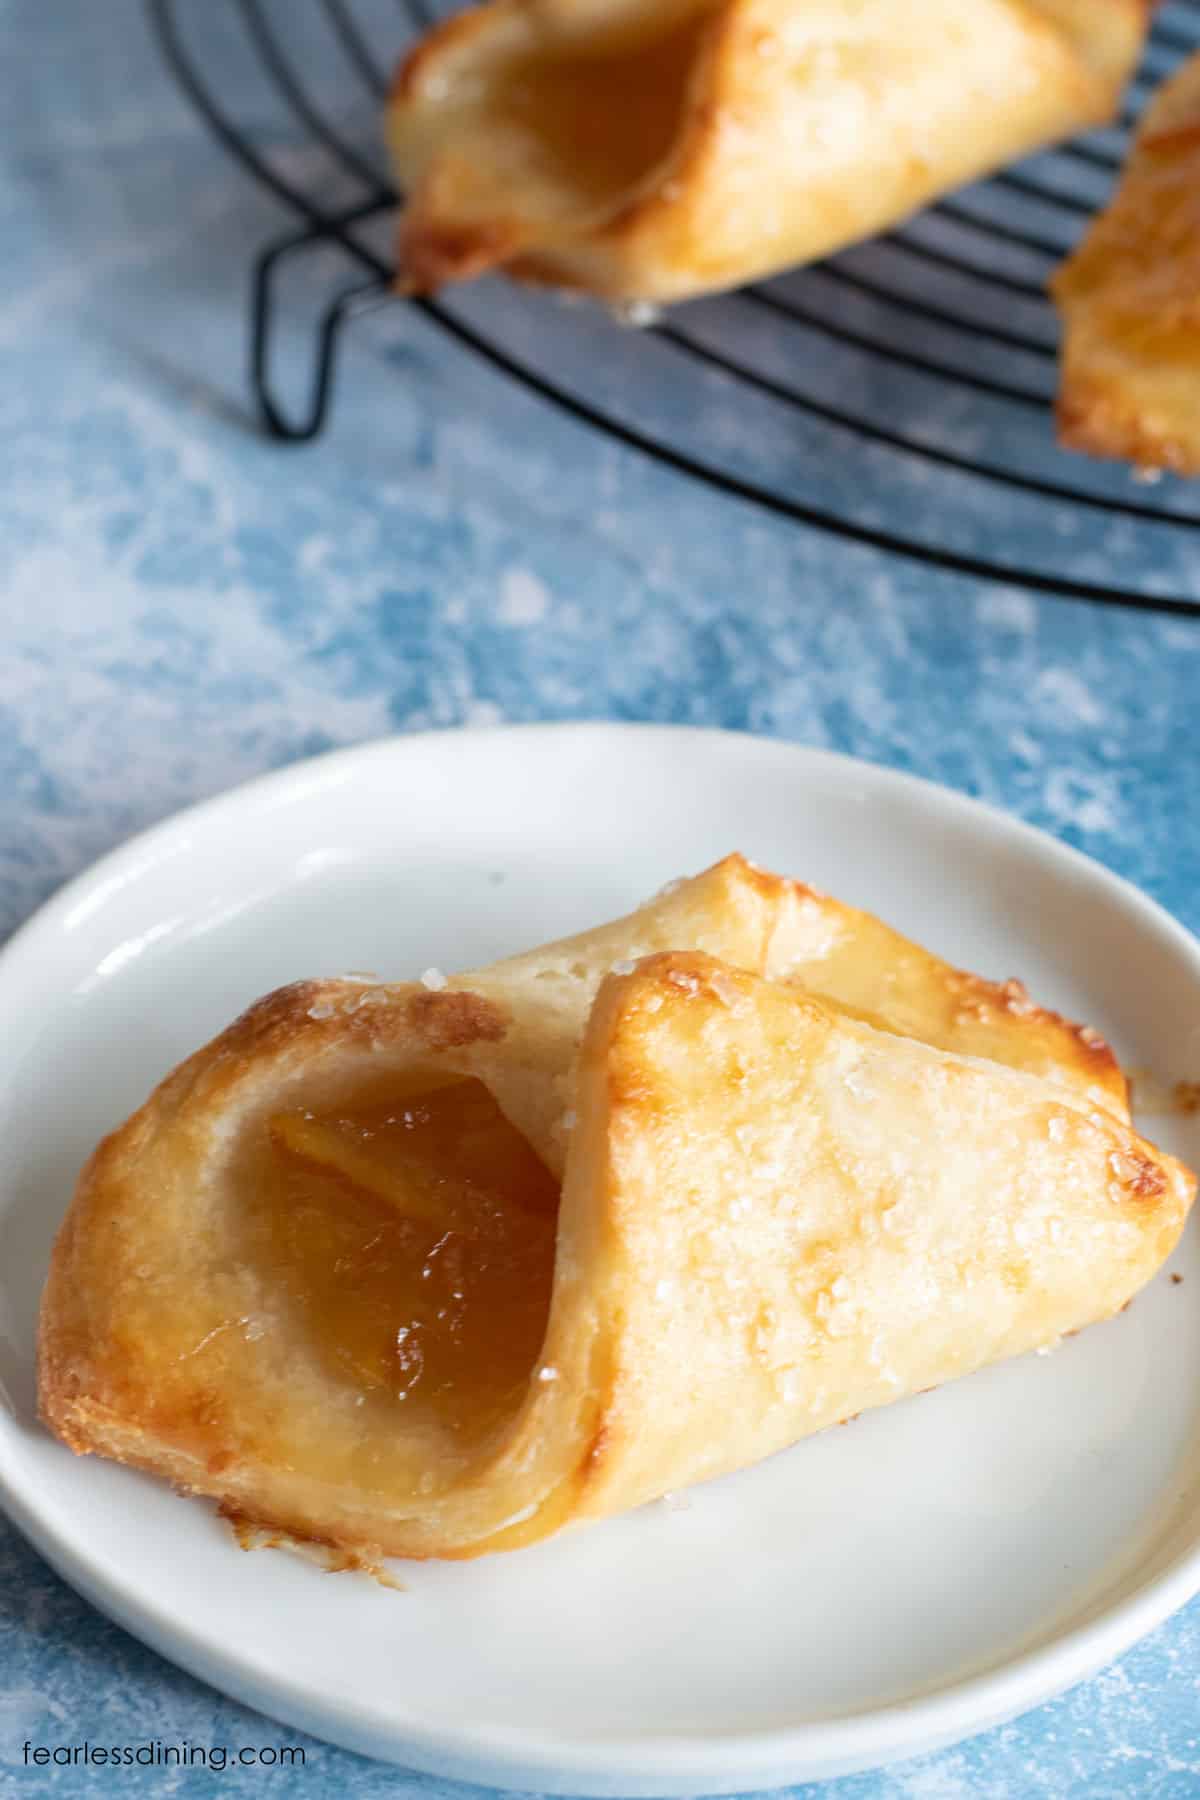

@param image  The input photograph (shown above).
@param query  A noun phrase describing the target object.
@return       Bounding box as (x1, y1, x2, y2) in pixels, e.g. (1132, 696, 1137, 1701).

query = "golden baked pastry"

(1053, 51, 1200, 476)
(386, 0, 1149, 303)
(39, 948, 1192, 1561)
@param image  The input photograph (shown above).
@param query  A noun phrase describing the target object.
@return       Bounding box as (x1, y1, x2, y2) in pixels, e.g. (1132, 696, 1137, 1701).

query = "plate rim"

(2, 720, 1200, 1793)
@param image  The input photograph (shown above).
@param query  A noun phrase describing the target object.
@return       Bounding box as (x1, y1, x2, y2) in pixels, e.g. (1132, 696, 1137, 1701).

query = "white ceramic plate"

(3, 725, 1200, 1795)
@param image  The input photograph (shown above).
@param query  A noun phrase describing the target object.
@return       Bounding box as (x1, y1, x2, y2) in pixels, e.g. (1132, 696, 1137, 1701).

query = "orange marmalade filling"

(489, 10, 710, 209)
(256, 1077, 559, 1443)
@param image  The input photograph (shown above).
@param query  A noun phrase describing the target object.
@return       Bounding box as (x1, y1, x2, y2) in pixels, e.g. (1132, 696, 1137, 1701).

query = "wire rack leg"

(251, 226, 395, 441)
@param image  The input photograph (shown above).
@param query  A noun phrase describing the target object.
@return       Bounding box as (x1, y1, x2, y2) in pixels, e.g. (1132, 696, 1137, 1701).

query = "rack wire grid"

(151, 0, 1200, 614)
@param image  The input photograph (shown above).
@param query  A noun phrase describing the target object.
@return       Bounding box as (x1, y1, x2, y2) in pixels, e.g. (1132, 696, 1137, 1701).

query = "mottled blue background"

(4, 3, 1200, 1796)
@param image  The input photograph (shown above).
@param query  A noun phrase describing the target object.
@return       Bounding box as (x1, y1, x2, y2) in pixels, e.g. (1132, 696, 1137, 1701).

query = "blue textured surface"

(4, 4, 1200, 1796)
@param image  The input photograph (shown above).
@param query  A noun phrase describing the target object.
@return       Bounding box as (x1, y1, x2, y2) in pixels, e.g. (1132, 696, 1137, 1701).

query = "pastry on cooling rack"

(1053, 52, 1200, 477)
(385, 0, 1149, 304)
(40, 857, 1189, 1563)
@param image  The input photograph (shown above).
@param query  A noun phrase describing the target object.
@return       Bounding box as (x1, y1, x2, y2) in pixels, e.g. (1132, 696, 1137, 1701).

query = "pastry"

(39, 949, 1192, 1560)
(387, 0, 1150, 303)
(1053, 51, 1200, 477)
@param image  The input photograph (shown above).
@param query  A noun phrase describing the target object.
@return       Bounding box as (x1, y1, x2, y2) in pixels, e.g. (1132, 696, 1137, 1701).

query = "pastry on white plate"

(39, 943, 1190, 1561)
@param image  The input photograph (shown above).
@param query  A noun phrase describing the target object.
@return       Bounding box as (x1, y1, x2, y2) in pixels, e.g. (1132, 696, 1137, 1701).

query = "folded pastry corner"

(39, 941, 1192, 1561)
(447, 849, 1131, 1137)
(1053, 49, 1200, 476)
(386, 0, 1150, 304)
(762, 865, 1131, 1119)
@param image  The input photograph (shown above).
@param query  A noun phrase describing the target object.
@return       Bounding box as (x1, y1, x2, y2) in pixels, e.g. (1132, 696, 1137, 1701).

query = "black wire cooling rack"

(150, 0, 1200, 614)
